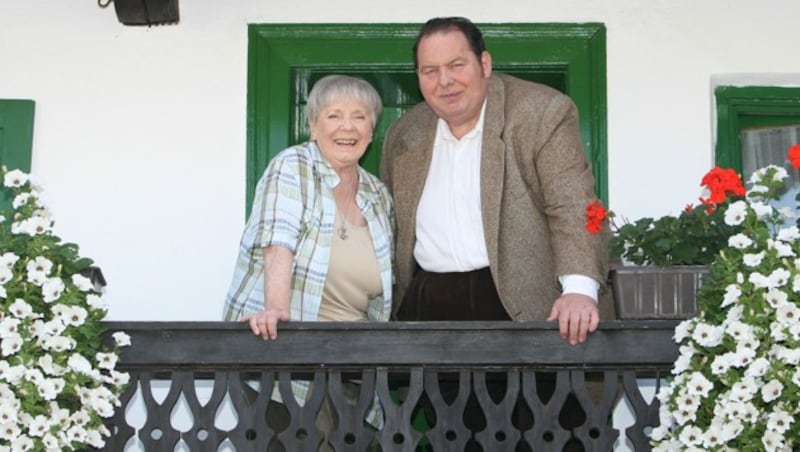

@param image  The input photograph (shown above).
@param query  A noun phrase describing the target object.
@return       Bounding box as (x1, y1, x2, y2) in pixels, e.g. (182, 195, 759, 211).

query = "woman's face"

(310, 98, 374, 172)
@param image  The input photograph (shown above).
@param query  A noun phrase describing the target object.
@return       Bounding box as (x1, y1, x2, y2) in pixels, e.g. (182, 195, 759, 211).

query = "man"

(380, 16, 612, 451)
(381, 17, 612, 341)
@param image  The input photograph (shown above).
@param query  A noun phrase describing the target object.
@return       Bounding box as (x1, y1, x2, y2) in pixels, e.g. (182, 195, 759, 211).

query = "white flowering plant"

(651, 144, 800, 451)
(0, 167, 130, 451)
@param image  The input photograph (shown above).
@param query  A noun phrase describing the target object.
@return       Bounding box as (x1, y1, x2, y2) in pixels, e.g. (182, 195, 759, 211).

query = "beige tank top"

(318, 209, 382, 321)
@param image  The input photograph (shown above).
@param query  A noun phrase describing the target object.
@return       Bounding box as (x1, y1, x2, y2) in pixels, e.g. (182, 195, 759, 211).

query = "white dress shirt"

(413, 101, 598, 301)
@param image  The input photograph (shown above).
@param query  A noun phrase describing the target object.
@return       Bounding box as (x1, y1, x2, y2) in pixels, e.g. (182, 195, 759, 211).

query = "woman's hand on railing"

(240, 307, 290, 340)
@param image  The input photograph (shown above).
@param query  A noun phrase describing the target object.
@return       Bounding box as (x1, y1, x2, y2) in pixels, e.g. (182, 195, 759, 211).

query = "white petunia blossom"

(27, 415, 49, 437)
(686, 372, 714, 397)
(764, 288, 789, 308)
(768, 268, 791, 288)
(0, 333, 23, 357)
(678, 425, 704, 446)
(711, 354, 732, 375)
(777, 225, 800, 241)
(12, 192, 37, 209)
(768, 238, 795, 257)
(0, 267, 13, 287)
(40, 277, 65, 303)
(0, 318, 20, 338)
(750, 201, 774, 218)
(766, 408, 793, 434)
(724, 200, 748, 225)
(761, 379, 784, 403)
(67, 354, 93, 376)
(0, 253, 18, 269)
(25, 256, 52, 276)
(85, 293, 106, 310)
(762, 430, 785, 452)
(70, 274, 93, 292)
(776, 304, 800, 326)
(743, 251, 766, 267)
(722, 284, 741, 307)
(7, 298, 33, 319)
(64, 306, 88, 327)
(3, 169, 28, 188)
(692, 322, 724, 347)
(728, 233, 753, 249)
(744, 357, 770, 378)
(112, 331, 131, 347)
(95, 352, 118, 371)
(749, 272, 770, 289)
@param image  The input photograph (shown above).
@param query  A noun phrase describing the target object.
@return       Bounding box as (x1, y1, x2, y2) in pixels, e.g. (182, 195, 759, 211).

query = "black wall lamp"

(98, 0, 179, 26)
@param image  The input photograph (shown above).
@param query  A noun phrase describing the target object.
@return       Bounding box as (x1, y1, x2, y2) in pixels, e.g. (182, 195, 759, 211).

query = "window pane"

(741, 124, 800, 215)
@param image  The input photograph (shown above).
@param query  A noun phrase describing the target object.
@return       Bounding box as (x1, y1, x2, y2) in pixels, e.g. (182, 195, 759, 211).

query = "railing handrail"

(102, 320, 680, 369)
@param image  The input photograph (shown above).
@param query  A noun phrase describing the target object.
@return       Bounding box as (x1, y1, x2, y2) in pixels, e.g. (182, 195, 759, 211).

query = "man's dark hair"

(412, 17, 486, 70)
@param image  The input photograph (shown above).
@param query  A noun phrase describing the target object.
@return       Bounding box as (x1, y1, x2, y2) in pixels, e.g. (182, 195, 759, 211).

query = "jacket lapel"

(393, 111, 437, 260)
(481, 76, 506, 266)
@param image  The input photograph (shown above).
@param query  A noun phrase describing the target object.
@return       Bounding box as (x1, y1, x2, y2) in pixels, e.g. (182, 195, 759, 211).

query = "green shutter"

(0, 99, 35, 211)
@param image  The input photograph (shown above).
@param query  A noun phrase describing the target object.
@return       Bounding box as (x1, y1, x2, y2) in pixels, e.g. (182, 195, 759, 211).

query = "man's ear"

(481, 51, 493, 78)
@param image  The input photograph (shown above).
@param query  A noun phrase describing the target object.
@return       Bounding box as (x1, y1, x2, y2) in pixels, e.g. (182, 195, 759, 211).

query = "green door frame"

(246, 23, 607, 213)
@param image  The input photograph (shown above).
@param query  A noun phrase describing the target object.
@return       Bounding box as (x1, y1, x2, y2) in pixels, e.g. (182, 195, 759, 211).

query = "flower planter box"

(610, 265, 709, 319)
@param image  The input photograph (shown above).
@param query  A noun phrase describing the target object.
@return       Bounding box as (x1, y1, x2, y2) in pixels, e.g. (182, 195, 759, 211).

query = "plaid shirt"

(223, 141, 394, 426)
(223, 141, 394, 322)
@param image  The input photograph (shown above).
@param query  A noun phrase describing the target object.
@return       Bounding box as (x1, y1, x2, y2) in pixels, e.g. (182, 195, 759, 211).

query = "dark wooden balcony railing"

(100, 320, 680, 451)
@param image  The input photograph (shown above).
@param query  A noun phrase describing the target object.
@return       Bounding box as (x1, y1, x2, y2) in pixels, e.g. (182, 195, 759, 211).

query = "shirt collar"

(436, 98, 488, 142)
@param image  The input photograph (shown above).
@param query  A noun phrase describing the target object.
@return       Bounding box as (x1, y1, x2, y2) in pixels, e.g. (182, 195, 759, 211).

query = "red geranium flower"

(585, 199, 606, 234)
(789, 144, 800, 169)
(699, 167, 745, 211)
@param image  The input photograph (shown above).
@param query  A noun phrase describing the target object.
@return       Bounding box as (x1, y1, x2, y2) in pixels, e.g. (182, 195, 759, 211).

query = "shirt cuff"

(558, 274, 599, 303)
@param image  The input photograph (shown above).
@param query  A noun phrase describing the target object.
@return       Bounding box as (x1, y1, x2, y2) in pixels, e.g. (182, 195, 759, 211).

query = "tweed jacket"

(381, 73, 612, 321)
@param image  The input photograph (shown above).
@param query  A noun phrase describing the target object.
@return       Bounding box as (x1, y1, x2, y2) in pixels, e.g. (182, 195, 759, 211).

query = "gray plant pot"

(610, 265, 709, 319)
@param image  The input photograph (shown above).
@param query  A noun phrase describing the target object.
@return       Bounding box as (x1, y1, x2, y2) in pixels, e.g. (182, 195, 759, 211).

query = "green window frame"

(715, 86, 800, 171)
(246, 23, 607, 213)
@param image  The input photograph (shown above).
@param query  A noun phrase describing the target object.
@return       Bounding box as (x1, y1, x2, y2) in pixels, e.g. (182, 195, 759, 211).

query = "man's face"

(415, 30, 491, 137)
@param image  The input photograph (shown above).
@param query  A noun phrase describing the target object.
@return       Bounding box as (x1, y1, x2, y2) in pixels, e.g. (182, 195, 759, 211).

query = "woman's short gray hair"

(306, 75, 383, 129)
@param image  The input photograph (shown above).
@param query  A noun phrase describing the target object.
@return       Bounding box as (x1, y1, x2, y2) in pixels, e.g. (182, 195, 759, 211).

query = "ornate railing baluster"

(225, 371, 274, 451)
(325, 368, 377, 451)
(622, 370, 663, 450)
(571, 370, 620, 451)
(275, 370, 327, 451)
(521, 370, 574, 450)
(137, 371, 183, 450)
(179, 371, 228, 450)
(423, 369, 472, 451)
(473, 370, 521, 451)
(376, 367, 424, 451)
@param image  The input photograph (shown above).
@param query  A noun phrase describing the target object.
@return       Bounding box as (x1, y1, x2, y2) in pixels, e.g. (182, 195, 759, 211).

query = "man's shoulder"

(390, 102, 436, 132)
(495, 73, 561, 95)
(495, 73, 569, 104)
(492, 73, 577, 122)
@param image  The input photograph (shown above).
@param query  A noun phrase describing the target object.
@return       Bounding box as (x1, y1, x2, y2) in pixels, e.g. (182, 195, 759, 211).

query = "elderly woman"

(223, 75, 393, 448)
(224, 74, 393, 335)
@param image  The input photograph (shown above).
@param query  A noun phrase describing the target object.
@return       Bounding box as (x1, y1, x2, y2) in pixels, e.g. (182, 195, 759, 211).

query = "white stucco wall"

(2, 0, 800, 322)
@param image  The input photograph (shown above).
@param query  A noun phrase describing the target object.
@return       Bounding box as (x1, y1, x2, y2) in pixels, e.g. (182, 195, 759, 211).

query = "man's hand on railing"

(546, 293, 600, 346)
